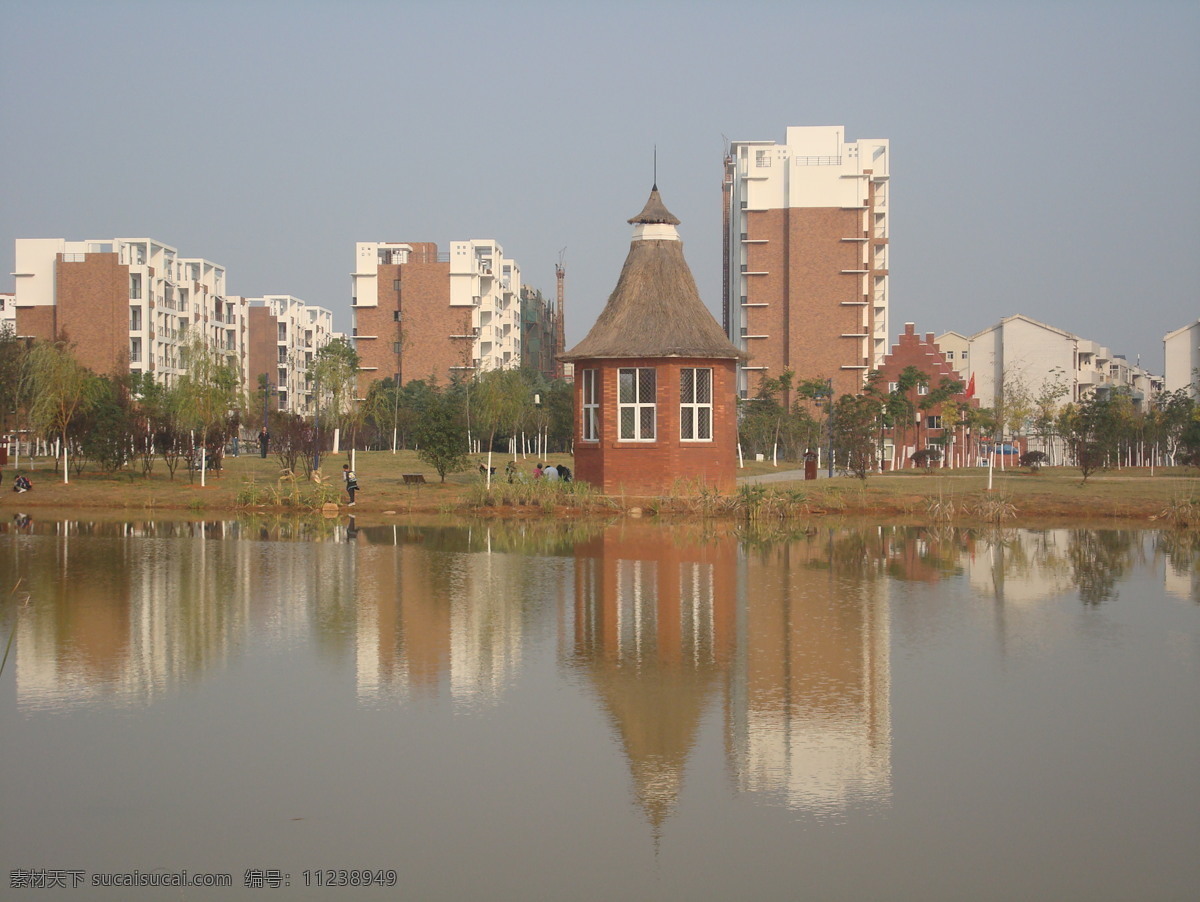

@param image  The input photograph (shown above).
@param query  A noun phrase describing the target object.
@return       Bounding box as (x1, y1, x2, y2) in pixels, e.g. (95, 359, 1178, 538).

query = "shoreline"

(3, 457, 1197, 529)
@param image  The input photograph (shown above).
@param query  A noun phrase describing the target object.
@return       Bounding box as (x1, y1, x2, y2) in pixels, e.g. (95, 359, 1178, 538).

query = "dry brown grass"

(2, 455, 1195, 524)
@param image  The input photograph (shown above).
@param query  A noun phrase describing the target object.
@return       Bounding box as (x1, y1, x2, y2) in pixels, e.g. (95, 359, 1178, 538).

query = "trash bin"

(803, 451, 817, 480)
(0, 445, 7, 467)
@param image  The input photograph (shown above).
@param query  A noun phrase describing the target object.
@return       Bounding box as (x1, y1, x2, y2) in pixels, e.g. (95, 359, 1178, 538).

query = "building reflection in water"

(6, 518, 354, 711)
(729, 530, 891, 816)
(354, 524, 573, 710)
(567, 523, 738, 831)
(11, 517, 1181, 831)
(566, 523, 893, 826)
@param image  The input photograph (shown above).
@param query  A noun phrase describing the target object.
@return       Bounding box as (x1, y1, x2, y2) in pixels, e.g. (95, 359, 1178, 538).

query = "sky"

(2, 0, 1197, 373)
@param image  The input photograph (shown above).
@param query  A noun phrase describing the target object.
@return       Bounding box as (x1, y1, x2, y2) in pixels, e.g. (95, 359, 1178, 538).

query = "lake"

(2, 516, 1198, 900)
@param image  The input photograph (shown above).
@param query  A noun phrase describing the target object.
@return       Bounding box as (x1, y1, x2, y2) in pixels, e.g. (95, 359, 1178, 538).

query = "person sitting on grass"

(13, 473, 32, 493)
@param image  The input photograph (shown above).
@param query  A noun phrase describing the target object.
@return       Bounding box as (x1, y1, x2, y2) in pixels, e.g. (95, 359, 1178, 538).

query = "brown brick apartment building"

(351, 242, 474, 397)
(724, 127, 890, 403)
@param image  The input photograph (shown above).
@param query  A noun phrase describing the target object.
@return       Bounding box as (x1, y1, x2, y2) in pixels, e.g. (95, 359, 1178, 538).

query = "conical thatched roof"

(628, 184, 681, 225)
(560, 188, 744, 362)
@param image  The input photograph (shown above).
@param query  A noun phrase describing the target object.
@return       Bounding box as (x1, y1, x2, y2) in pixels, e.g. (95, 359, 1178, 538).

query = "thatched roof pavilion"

(561, 186, 742, 495)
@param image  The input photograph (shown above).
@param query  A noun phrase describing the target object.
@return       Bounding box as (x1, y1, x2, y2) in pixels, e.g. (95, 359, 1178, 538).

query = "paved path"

(738, 468, 816, 484)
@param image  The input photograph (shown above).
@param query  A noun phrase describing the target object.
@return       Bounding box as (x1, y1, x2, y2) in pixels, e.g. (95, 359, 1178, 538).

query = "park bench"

(403, 473, 426, 485)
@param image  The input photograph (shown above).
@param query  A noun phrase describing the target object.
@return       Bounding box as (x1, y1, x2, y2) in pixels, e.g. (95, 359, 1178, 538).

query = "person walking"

(259, 426, 270, 459)
(342, 464, 359, 506)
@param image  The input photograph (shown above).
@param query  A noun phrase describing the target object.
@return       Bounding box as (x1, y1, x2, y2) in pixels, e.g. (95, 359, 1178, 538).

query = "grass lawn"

(2, 450, 1197, 524)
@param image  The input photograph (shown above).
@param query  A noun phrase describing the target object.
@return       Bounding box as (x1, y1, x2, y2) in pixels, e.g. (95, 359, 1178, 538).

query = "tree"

(78, 373, 136, 473)
(1152, 387, 1198, 466)
(473, 368, 531, 455)
(1030, 368, 1071, 464)
(995, 371, 1034, 451)
(1060, 389, 1135, 483)
(544, 378, 575, 452)
(831, 393, 882, 479)
(309, 337, 361, 448)
(21, 339, 99, 482)
(1019, 450, 1048, 472)
(910, 447, 943, 472)
(415, 388, 469, 482)
(173, 330, 244, 476)
(0, 323, 27, 432)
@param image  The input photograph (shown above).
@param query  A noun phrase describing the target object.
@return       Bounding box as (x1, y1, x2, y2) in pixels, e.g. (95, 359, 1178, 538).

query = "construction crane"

(554, 248, 566, 380)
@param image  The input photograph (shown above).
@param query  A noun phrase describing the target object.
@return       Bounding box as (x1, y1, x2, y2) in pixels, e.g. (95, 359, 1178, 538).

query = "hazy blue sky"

(3, 0, 1197, 372)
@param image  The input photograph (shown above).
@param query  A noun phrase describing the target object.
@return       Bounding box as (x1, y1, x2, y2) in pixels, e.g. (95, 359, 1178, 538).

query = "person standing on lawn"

(342, 464, 359, 506)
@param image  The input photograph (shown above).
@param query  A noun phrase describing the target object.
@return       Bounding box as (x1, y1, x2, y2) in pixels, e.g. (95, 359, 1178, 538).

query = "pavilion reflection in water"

(566, 523, 892, 825)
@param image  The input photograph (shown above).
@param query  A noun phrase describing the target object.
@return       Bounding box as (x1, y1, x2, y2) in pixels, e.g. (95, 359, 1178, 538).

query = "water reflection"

(567, 523, 737, 829)
(2, 518, 1196, 817)
(732, 531, 892, 815)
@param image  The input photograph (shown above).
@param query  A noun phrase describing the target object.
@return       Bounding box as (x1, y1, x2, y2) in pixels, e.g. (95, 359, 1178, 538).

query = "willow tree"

(20, 339, 99, 483)
(172, 330, 244, 475)
(473, 368, 531, 459)
(309, 337, 362, 451)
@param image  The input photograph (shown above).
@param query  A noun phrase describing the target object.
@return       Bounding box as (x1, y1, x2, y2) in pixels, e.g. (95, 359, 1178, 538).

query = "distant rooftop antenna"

(653, 145, 657, 189)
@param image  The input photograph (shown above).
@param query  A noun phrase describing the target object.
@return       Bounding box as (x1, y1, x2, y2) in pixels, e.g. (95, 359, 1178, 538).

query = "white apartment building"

(723, 126, 890, 399)
(949, 314, 1163, 413)
(449, 239, 522, 371)
(11, 237, 244, 384)
(0, 292, 14, 330)
(249, 295, 334, 415)
(1163, 319, 1200, 399)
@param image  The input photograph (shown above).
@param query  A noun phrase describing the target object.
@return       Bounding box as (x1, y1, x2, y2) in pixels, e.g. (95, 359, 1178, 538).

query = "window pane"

(681, 409, 694, 440)
(619, 369, 635, 403)
(620, 407, 635, 439)
(640, 407, 655, 439)
(698, 407, 711, 440)
(680, 368, 694, 403)
(638, 368, 656, 403)
(697, 369, 711, 403)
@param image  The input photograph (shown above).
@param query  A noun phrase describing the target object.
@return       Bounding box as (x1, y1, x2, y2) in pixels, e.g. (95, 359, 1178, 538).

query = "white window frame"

(680, 367, 713, 441)
(618, 367, 656, 441)
(581, 369, 599, 442)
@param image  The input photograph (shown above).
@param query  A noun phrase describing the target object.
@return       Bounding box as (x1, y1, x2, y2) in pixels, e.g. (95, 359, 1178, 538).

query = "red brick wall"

(247, 306, 280, 405)
(355, 245, 472, 396)
(742, 205, 872, 401)
(573, 356, 738, 495)
(15, 305, 56, 342)
(55, 253, 130, 376)
(875, 323, 978, 462)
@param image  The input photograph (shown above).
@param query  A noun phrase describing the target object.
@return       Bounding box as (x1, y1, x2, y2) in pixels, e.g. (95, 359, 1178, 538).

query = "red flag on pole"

(965, 373, 976, 399)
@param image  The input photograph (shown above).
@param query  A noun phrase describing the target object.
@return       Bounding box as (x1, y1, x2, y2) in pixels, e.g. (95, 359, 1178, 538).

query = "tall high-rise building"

(723, 126, 890, 400)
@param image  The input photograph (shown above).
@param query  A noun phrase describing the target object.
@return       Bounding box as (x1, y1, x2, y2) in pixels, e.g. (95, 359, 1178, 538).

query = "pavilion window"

(618, 367, 656, 441)
(680, 367, 712, 441)
(581, 368, 599, 442)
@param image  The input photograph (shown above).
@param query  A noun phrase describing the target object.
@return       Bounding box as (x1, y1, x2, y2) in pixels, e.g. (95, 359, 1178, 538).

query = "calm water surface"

(1, 517, 1198, 901)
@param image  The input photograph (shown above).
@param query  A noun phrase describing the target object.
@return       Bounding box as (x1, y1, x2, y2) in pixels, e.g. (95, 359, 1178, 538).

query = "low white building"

(1163, 319, 1200, 399)
(944, 314, 1163, 413)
